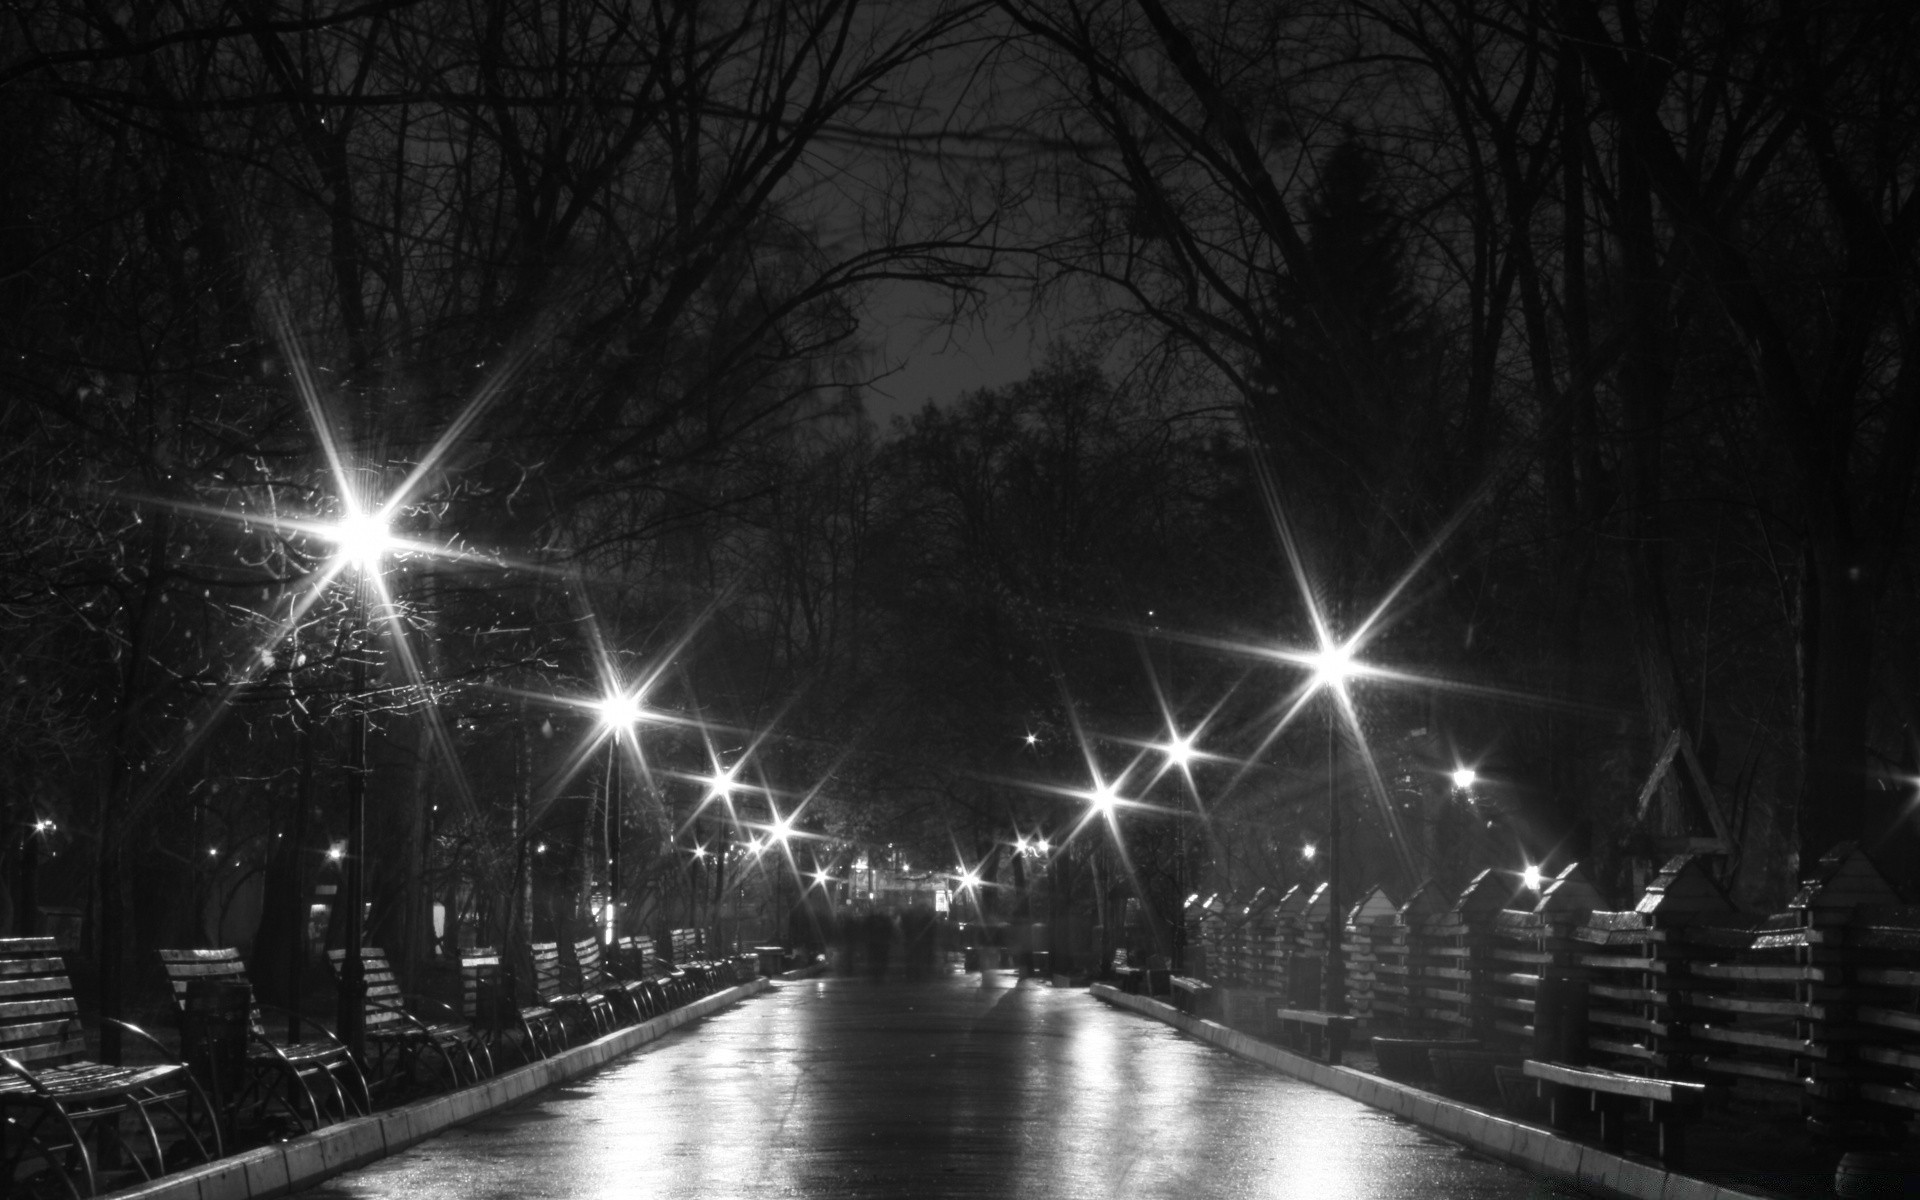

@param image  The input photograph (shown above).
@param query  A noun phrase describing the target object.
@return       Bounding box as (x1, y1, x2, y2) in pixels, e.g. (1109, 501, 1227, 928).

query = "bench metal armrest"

(100, 1017, 182, 1066)
(254, 1001, 346, 1050)
(0, 1051, 50, 1095)
(400, 992, 467, 1025)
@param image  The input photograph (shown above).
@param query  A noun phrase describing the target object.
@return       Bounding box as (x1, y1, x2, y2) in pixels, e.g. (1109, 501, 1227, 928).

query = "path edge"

(1089, 983, 1772, 1200)
(109, 977, 772, 1200)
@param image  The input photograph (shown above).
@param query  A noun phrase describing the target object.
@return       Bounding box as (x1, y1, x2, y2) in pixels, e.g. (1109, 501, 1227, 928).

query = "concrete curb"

(1089, 984, 1773, 1200)
(109, 978, 771, 1200)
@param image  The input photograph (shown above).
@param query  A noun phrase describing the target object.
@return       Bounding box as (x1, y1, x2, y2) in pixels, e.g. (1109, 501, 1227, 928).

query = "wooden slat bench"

(460, 947, 563, 1063)
(3, 937, 222, 1196)
(1272, 1007, 1358, 1065)
(1169, 975, 1213, 1016)
(157, 947, 369, 1134)
(328, 948, 486, 1092)
(573, 938, 650, 1025)
(530, 942, 616, 1038)
(619, 936, 692, 1009)
(1523, 1059, 1717, 1164)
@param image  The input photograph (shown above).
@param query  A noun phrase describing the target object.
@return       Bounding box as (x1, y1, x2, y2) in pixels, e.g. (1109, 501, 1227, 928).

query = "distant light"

(1521, 864, 1544, 891)
(814, 870, 830, 885)
(1305, 639, 1358, 692)
(1088, 780, 1122, 814)
(701, 762, 741, 804)
(960, 869, 981, 889)
(595, 691, 646, 730)
(1014, 836, 1030, 854)
(691, 845, 708, 860)
(207, 847, 218, 857)
(1450, 766, 1478, 791)
(769, 814, 795, 844)
(1301, 843, 1317, 860)
(534, 842, 547, 855)
(1036, 838, 1050, 854)
(33, 819, 52, 833)
(327, 846, 345, 861)
(1024, 732, 1039, 747)
(1161, 732, 1197, 770)
(329, 508, 393, 573)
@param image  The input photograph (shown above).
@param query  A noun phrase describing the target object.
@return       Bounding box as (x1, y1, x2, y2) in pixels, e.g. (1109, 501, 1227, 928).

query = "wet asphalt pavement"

(295, 969, 1575, 1198)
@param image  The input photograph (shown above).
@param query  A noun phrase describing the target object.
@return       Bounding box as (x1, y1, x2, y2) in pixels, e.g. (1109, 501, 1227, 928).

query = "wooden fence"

(1177, 844, 1920, 1137)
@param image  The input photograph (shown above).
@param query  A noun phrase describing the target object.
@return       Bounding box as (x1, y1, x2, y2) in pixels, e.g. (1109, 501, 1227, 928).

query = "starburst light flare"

(328, 508, 396, 574)
(594, 690, 649, 734)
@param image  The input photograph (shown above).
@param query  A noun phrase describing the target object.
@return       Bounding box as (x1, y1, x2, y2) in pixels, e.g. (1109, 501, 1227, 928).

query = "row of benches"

(1, 935, 749, 1196)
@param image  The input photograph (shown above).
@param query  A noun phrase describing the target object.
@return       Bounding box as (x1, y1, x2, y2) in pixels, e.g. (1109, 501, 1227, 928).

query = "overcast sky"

(857, 280, 1051, 424)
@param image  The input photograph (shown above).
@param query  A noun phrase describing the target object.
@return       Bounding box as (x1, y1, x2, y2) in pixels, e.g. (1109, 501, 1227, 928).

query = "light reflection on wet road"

(296, 971, 1573, 1198)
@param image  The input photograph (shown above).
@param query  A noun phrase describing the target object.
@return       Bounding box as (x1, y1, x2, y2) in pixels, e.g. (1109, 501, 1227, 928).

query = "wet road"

(297, 971, 1573, 1199)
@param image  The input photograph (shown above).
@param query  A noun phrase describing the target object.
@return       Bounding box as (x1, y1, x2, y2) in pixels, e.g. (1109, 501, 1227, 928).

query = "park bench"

(1272, 1007, 1358, 1065)
(1523, 1059, 1716, 1165)
(619, 936, 693, 1008)
(1170, 975, 1213, 1015)
(530, 942, 617, 1038)
(3, 936, 222, 1197)
(157, 947, 369, 1133)
(572, 938, 652, 1024)
(460, 947, 562, 1063)
(1110, 950, 1146, 994)
(668, 929, 719, 995)
(327, 948, 487, 1092)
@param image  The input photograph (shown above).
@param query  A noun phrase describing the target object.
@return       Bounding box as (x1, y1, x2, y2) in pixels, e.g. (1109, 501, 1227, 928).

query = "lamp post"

(1303, 637, 1358, 1016)
(594, 691, 646, 948)
(326, 505, 394, 1060)
(768, 811, 794, 948)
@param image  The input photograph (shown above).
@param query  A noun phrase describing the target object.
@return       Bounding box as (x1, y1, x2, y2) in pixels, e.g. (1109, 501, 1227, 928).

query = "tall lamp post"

(594, 691, 647, 947)
(1302, 637, 1359, 1016)
(768, 811, 794, 948)
(326, 506, 395, 1060)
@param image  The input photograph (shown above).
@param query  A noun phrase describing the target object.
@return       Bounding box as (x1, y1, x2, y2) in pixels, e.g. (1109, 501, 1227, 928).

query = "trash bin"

(181, 978, 252, 1124)
(753, 945, 785, 977)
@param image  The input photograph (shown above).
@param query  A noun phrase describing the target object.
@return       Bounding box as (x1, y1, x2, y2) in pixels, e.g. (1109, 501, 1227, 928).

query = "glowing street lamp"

(1521, 864, 1544, 892)
(1450, 766, 1478, 791)
(1087, 778, 1123, 817)
(325, 502, 393, 1059)
(1160, 732, 1197, 771)
(595, 688, 650, 946)
(1302, 632, 1361, 1017)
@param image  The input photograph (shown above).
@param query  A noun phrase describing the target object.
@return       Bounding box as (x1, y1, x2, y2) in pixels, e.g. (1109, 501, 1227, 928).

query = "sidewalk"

(106, 977, 770, 1200)
(1089, 985, 1836, 1200)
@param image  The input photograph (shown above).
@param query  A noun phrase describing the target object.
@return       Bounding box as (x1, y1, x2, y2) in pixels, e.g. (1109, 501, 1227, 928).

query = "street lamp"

(1302, 634, 1360, 1016)
(594, 690, 649, 947)
(1450, 766, 1478, 791)
(767, 810, 795, 949)
(323, 502, 393, 1059)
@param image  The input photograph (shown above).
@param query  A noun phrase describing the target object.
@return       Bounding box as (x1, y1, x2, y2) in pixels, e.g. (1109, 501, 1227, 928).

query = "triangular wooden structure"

(1344, 884, 1400, 927)
(1533, 862, 1605, 917)
(1789, 842, 1901, 917)
(1395, 879, 1449, 922)
(1631, 727, 1733, 852)
(1633, 854, 1737, 921)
